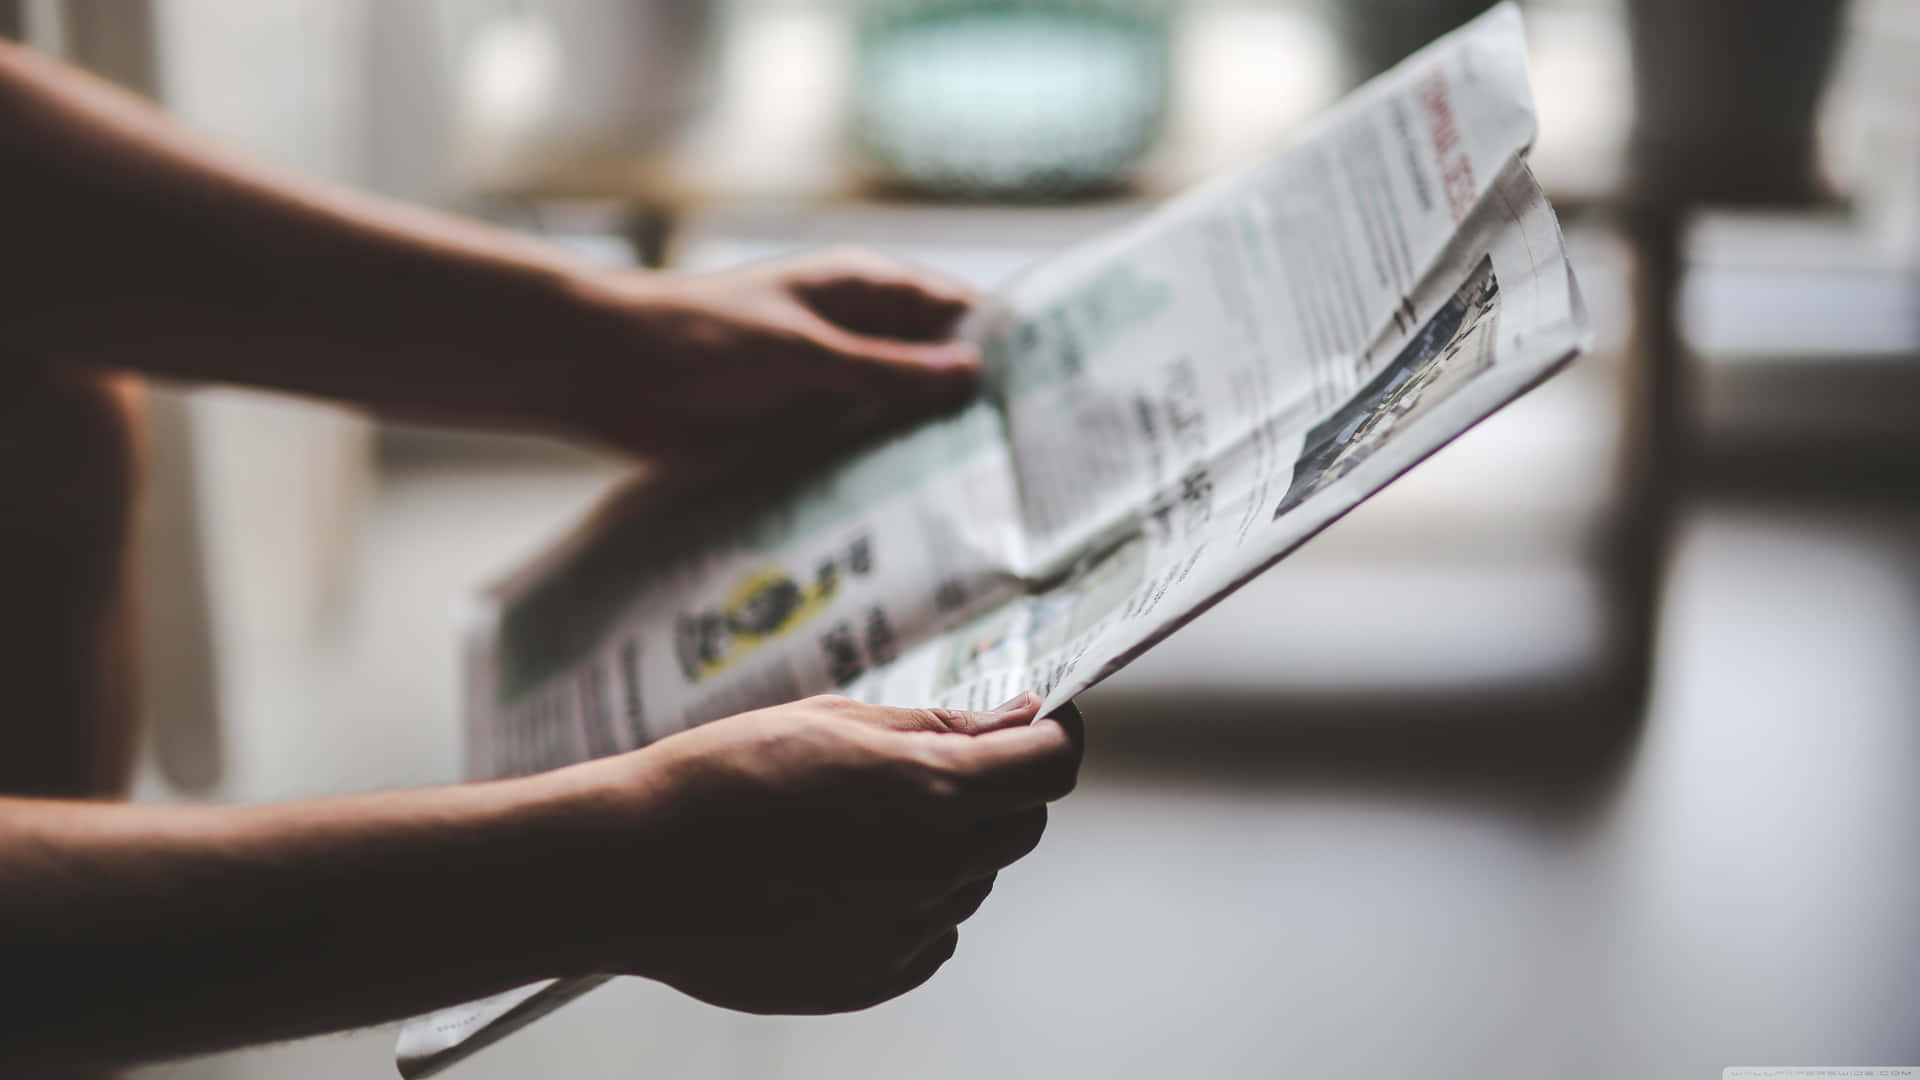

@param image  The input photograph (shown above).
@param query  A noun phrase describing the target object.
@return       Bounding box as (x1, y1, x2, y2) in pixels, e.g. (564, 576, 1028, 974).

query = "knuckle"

(926, 707, 980, 733)
(849, 927, 926, 977)
(1035, 745, 1080, 798)
(1003, 816, 1047, 863)
(880, 928, 956, 991)
(950, 876, 996, 922)
(1019, 803, 1049, 836)
(805, 693, 858, 715)
(899, 707, 953, 733)
(887, 933, 929, 972)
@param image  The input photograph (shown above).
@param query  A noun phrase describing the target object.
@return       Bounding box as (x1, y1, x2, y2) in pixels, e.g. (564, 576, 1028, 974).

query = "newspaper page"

(398, 5, 1589, 1074)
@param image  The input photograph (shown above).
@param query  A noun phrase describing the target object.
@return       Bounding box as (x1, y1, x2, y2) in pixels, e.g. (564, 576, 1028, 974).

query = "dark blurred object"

(1329, 0, 1492, 87)
(853, 0, 1171, 198)
(1682, 212, 1920, 492)
(1627, 0, 1848, 205)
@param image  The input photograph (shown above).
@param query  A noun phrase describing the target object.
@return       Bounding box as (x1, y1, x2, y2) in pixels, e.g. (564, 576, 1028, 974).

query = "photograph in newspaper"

(1275, 253, 1500, 518)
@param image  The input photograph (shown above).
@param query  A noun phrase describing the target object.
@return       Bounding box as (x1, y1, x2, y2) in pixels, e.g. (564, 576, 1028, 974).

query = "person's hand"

(568, 248, 982, 465)
(557, 692, 1081, 1014)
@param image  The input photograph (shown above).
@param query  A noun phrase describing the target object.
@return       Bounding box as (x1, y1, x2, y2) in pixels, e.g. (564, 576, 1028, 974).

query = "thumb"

(867, 693, 1043, 736)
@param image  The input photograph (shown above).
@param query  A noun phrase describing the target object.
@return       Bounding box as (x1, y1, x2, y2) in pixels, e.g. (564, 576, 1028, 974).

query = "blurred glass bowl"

(855, 0, 1171, 199)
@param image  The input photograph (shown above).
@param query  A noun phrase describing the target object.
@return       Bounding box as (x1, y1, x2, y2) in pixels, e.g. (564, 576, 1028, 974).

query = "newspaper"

(398, 5, 1589, 1074)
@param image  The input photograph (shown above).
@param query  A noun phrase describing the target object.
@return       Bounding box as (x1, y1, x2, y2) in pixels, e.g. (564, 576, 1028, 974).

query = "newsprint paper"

(398, 5, 1589, 1073)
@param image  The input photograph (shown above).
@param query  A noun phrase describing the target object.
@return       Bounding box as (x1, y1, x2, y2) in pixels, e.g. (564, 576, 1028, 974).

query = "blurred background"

(7, 0, 1918, 1076)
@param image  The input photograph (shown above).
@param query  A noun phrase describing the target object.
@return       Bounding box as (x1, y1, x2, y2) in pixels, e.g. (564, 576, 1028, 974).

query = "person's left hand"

(564, 247, 983, 464)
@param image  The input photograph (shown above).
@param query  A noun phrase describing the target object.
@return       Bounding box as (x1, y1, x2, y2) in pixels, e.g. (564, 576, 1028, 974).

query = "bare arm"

(0, 40, 980, 460)
(0, 694, 1080, 1069)
(0, 772, 597, 1066)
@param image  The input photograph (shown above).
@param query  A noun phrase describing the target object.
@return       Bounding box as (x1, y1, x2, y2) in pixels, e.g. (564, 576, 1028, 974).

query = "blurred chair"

(1682, 212, 1920, 491)
(1623, 0, 1920, 495)
(1626, 0, 1848, 207)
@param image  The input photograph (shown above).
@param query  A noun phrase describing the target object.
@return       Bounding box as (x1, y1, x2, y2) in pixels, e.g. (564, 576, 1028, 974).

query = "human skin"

(0, 694, 1082, 1069)
(0, 40, 982, 462)
(0, 37, 1080, 1071)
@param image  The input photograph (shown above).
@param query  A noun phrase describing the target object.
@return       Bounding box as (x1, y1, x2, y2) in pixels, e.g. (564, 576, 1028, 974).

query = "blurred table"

(132, 496, 1920, 1080)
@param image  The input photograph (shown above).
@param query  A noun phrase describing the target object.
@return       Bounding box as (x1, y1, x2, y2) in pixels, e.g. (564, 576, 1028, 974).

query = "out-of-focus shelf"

(461, 2, 1632, 213)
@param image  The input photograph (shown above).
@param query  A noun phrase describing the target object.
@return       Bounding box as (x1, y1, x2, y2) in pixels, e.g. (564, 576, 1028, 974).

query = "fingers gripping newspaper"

(398, 6, 1589, 1074)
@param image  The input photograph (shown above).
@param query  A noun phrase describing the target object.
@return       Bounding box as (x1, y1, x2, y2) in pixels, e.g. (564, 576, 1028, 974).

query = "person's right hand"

(558, 692, 1081, 1014)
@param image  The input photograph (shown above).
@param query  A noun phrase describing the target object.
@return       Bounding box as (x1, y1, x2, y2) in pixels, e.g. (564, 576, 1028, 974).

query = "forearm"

(0, 767, 629, 1069)
(0, 40, 629, 435)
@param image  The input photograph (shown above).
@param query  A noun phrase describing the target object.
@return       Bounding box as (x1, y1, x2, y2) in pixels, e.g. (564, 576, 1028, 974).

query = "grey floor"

(133, 462, 1920, 1080)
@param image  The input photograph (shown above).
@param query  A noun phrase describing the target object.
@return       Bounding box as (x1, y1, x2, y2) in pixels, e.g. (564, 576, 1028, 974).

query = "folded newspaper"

(398, 5, 1589, 1074)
